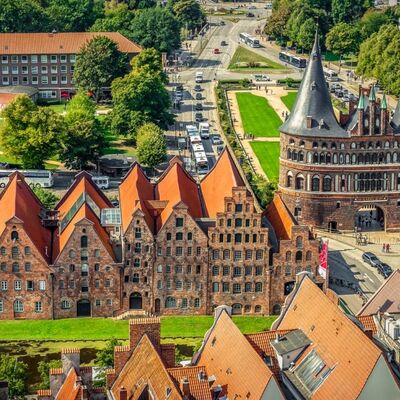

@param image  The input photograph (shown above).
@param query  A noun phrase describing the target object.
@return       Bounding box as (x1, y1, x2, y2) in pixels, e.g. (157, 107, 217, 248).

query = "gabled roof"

(155, 159, 203, 230)
(193, 310, 283, 399)
(264, 194, 295, 240)
(280, 29, 348, 138)
(0, 172, 51, 262)
(119, 163, 154, 233)
(168, 366, 212, 400)
(111, 334, 182, 400)
(274, 275, 385, 400)
(0, 32, 141, 54)
(357, 269, 400, 317)
(55, 368, 81, 400)
(200, 148, 245, 218)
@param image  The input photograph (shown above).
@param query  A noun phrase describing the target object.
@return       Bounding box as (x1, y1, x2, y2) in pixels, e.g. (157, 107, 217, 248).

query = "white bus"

(92, 176, 110, 189)
(324, 68, 339, 82)
(189, 135, 202, 145)
(0, 169, 54, 188)
(194, 151, 209, 175)
(239, 32, 260, 48)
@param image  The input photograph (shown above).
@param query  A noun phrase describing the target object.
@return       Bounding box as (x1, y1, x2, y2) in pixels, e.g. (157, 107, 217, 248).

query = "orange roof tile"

(358, 315, 378, 336)
(0, 172, 51, 261)
(111, 335, 182, 400)
(55, 368, 81, 400)
(357, 269, 400, 316)
(274, 275, 383, 400)
(155, 159, 203, 230)
(0, 32, 141, 54)
(194, 311, 282, 399)
(264, 194, 296, 240)
(200, 148, 245, 218)
(119, 163, 154, 233)
(168, 366, 212, 400)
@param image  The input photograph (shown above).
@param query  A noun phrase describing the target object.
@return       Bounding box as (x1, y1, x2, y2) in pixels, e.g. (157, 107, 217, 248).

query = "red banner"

(318, 241, 328, 278)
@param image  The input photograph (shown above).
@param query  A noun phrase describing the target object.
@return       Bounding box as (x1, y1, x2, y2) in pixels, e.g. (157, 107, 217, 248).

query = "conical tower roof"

(391, 98, 400, 133)
(381, 93, 387, 109)
(280, 29, 348, 138)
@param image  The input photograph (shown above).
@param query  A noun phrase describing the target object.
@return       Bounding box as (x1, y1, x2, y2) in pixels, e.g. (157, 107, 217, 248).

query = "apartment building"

(0, 32, 141, 101)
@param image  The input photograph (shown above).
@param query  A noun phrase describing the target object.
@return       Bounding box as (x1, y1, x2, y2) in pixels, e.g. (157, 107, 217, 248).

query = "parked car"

(216, 144, 225, 154)
(248, 5, 256, 9)
(220, 20, 225, 26)
(175, 90, 183, 99)
(211, 135, 222, 145)
(195, 112, 203, 122)
(176, 83, 183, 91)
(195, 93, 202, 100)
(213, 48, 221, 54)
(247, 12, 255, 17)
(194, 84, 202, 92)
(195, 103, 203, 111)
(362, 252, 380, 267)
(221, 40, 227, 46)
(377, 262, 393, 279)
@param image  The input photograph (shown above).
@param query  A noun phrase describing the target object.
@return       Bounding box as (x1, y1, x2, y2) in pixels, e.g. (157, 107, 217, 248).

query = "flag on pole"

(318, 241, 328, 279)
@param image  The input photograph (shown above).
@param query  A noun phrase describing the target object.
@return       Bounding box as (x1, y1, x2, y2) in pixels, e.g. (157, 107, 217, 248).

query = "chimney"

(129, 318, 161, 351)
(180, 378, 190, 398)
(306, 116, 313, 129)
(114, 346, 130, 376)
(120, 387, 128, 400)
(61, 348, 80, 375)
(0, 382, 8, 400)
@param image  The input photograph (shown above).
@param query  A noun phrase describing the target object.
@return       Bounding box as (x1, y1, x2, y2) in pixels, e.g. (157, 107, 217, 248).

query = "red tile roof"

(357, 269, 400, 317)
(119, 163, 155, 233)
(0, 172, 51, 262)
(274, 275, 383, 400)
(358, 315, 378, 336)
(200, 148, 245, 218)
(0, 32, 141, 54)
(155, 159, 203, 230)
(168, 366, 212, 400)
(55, 368, 81, 400)
(264, 194, 296, 240)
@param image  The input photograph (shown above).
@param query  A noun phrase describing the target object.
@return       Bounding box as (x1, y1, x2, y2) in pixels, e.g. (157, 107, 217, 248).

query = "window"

(235, 204, 243, 212)
(11, 230, 18, 240)
(69, 249, 76, 259)
(286, 251, 291, 262)
(176, 218, 183, 227)
(11, 55, 18, 63)
(212, 250, 219, 260)
(94, 249, 100, 258)
(223, 266, 230, 276)
(295, 251, 302, 262)
(69, 280, 75, 289)
(61, 75, 67, 84)
(187, 232, 193, 240)
(223, 250, 230, 260)
(234, 251, 242, 261)
(222, 282, 230, 292)
(212, 265, 219, 276)
(186, 281, 192, 290)
(256, 250, 263, 260)
(166, 265, 171, 273)
(70, 55, 76, 63)
(12, 262, 19, 273)
(196, 247, 201, 256)
(135, 242, 141, 253)
(14, 280, 22, 291)
(245, 265, 252, 276)
(69, 264, 75, 272)
(41, 66, 48, 73)
(227, 219, 232, 227)
(285, 265, 291, 276)
(105, 279, 111, 288)
(41, 55, 48, 63)
(296, 237, 303, 249)
(0, 263, 6, 272)
(175, 280, 183, 290)
(81, 236, 88, 248)
(227, 234, 231, 243)
(233, 283, 241, 294)
(60, 55, 67, 63)
(0, 247, 6, 256)
(21, 66, 28, 74)
(323, 176, 332, 192)
(133, 258, 140, 268)
(176, 232, 183, 240)
(32, 76, 38, 84)
(50, 55, 57, 63)
(81, 264, 88, 277)
(245, 250, 252, 260)
(166, 232, 171, 240)
(157, 265, 162, 273)
(235, 218, 242, 227)
(39, 280, 46, 290)
(181, 298, 188, 308)
(27, 280, 34, 291)
(24, 246, 31, 256)
(175, 265, 182, 273)
(11, 246, 18, 259)
(233, 266, 242, 277)
(35, 301, 42, 313)
(212, 282, 219, 292)
(157, 280, 162, 289)
(194, 298, 200, 308)
(41, 75, 48, 84)
(61, 300, 71, 309)
(176, 247, 183, 256)
(166, 247, 171, 256)
(255, 282, 263, 292)
(135, 227, 142, 239)
(196, 265, 201, 274)
(1, 56, 8, 63)
(235, 233, 242, 243)
(165, 297, 176, 308)
(245, 282, 252, 292)
(132, 274, 139, 283)
(0, 300, 3, 313)
(186, 265, 192, 274)
(59, 280, 65, 289)
(1, 281, 7, 291)
(31, 55, 38, 63)
(14, 300, 23, 313)
(306, 251, 312, 261)
(255, 266, 263, 276)
(2, 77, 9, 85)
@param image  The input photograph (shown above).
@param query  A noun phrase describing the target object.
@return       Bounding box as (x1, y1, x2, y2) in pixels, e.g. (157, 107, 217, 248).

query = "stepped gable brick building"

(0, 32, 141, 101)
(279, 28, 400, 232)
(0, 172, 53, 319)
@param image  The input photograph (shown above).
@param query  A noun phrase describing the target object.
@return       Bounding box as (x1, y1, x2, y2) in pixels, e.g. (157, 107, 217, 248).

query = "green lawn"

(281, 91, 298, 111)
(229, 46, 284, 71)
(0, 315, 277, 341)
(236, 92, 282, 137)
(250, 141, 280, 181)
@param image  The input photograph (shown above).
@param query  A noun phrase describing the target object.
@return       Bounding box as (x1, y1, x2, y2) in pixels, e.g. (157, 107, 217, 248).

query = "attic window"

(319, 119, 325, 129)
(165, 388, 172, 398)
(11, 231, 19, 241)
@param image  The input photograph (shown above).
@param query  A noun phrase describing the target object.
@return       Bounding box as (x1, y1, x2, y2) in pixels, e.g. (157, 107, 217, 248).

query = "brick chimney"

(61, 348, 80, 375)
(114, 346, 130, 376)
(180, 377, 190, 398)
(50, 368, 64, 398)
(306, 116, 313, 129)
(160, 344, 176, 368)
(120, 387, 128, 400)
(129, 317, 161, 351)
(80, 385, 88, 400)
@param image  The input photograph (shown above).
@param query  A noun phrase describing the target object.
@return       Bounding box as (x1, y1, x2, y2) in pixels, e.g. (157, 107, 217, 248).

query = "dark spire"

(280, 27, 348, 138)
(391, 98, 400, 133)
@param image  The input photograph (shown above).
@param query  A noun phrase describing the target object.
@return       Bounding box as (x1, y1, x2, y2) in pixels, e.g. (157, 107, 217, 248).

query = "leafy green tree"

(58, 92, 106, 170)
(331, 0, 372, 24)
(94, 338, 122, 387)
(172, 0, 205, 32)
(136, 123, 167, 168)
(33, 187, 60, 209)
(359, 9, 392, 39)
(130, 7, 181, 53)
(297, 18, 316, 50)
(0, 95, 62, 168)
(264, 4, 291, 41)
(36, 360, 62, 389)
(0, 0, 49, 32)
(326, 22, 360, 55)
(131, 48, 168, 83)
(110, 66, 174, 141)
(74, 36, 128, 101)
(0, 354, 28, 398)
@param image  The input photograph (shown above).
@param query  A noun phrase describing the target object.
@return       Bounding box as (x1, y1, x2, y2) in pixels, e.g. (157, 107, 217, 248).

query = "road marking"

(363, 273, 374, 283)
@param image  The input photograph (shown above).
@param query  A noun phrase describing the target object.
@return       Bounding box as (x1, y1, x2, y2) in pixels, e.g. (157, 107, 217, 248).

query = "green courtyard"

(236, 92, 282, 137)
(281, 91, 298, 111)
(229, 46, 284, 71)
(250, 141, 280, 181)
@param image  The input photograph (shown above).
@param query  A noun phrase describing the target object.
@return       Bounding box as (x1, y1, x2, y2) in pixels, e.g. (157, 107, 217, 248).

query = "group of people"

(382, 243, 391, 253)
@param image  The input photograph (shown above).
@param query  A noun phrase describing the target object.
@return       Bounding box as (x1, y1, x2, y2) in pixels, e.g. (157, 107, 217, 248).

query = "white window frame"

(31, 55, 38, 63)
(1, 281, 7, 291)
(14, 280, 22, 291)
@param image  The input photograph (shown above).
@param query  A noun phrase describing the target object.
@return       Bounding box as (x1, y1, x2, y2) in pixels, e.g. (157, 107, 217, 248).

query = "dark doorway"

(328, 221, 337, 232)
(129, 292, 142, 310)
(77, 299, 91, 317)
(154, 298, 161, 314)
(355, 205, 384, 232)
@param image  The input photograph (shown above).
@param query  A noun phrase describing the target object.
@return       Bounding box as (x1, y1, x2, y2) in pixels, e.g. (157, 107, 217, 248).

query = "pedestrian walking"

(386, 243, 390, 253)
(382, 243, 386, 253)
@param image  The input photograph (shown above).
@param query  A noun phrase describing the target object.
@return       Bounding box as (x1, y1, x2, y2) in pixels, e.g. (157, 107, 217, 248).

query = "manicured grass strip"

(236, 92, 281, 137)
(281, 91, 298, 111)
(250, 141, 280, 181)
(0, 315, 277, 341)
(229, 46, 283, 70)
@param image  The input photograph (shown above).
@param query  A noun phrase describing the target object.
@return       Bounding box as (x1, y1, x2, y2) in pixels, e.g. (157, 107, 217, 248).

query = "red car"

(213, 48, 221, 54)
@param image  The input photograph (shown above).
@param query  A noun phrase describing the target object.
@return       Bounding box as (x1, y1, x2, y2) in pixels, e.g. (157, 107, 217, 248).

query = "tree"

(33, 187, 60, 209)
(0, 354, 28, 398)
(360, 9, 392, 39)
(0, 95, 62, 168)
(326, 22, 360, 55)
(297, 18, 316, 50)
(136, 123, 167, 168)
(58, 92, 106, 170)
(36, 360, 62, 389)
(264, 4, 291, 41)
(172, 0, 205, 32)
(74, 36, 128, 101)
(130, 48, 168, 84)
(94, 338, 122, 387)
(331, 0, 373, 24)
(130, 7, 181, 53)
(110, 66, 174, 141)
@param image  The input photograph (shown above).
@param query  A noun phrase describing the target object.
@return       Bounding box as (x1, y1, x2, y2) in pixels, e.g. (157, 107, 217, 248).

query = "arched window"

(166, 232, 172, 240)
(313, 152, 319, 164)
(187, 232, 193, 240)
(385, 141, 390, 148)
(132, 273, 139, 283)
(0, 247, 6, 256)
(307, 152, 312, 163)
(345, 154, 350, 164)
(323, 176, 332, 192)
(296, 236, 303, 248)
(295, 174, 305, 190)
(351, 154, 356, 164)
(331, 142, 337, 150)
(285, 251, 291, 262)
(326, 153, 331, 164)
(358, 154, 364, 164)
(255, 282, 263, 292)
(295, 251, 302, 262)
(351, 142, 357, 149)
(320, 153, 326, 164)
(312, 141, 318, 148)
(11, 231, 18, 241)
(311, 175, 320, 192)
(176, 232, 183, 240)
(386, 153, 391, 164)
(295, 265, 302, 274)
(165, 297, 176, 308)
(14, 300, 23, 313)
(298, 151, 304, 162)
(255, 305, 262, 313)
(286, 171, 293, 187)
(80, 236, 88, 248)
(287, 149, 292, 160)
(333, 153, 338, 164)
(339, 154, 344, 164)
(322, 142, 327, 149)
(272, 304, 281, 315)
(69, 249, 75, 259)
(306, 251, 312, 261)
(289, 138, 295, 145)
(292, 151, 298, 161)
(232, 304, 242, 314)
(299, 140, 305, 147)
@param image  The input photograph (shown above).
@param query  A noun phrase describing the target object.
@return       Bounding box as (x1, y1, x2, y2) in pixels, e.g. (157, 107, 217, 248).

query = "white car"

(211, 135, 222, 145)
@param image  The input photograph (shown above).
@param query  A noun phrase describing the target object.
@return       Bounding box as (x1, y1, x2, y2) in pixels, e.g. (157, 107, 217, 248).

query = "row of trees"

(0, 0, 205, 54)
